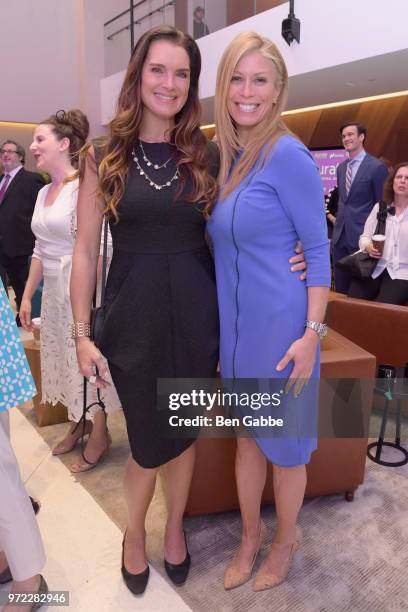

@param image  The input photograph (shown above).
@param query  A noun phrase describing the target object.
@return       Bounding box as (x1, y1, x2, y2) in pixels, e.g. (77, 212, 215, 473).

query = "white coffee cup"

(372, 234, 385, 255)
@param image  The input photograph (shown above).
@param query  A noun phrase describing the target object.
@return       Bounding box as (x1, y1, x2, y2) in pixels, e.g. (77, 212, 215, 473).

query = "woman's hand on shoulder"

(276, 332, 319, 397)
(75, 337, 110, 388)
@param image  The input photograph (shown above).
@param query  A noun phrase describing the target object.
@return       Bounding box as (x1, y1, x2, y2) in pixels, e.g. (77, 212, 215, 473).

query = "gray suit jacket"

(332, 153, 388, 250)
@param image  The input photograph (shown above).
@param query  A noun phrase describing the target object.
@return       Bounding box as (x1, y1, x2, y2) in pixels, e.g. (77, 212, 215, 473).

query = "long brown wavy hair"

(215, 32, 292, 202)
(97, 25, 217, 221)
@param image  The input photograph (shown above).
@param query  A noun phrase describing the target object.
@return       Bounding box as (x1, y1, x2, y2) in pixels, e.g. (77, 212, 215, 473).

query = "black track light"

(281, 0, 301, 45)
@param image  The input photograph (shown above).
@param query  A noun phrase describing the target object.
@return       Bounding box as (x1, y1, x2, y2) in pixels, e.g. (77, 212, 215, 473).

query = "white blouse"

(359, 202, 408, 280)
(32, 179, 78, 275)
(31, 178, 112, 303)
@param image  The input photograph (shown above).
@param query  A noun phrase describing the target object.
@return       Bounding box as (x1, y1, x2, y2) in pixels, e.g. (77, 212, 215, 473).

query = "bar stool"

(367, 364, 408, 467)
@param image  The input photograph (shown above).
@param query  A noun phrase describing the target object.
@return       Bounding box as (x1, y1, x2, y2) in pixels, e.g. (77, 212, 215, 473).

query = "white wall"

(103, 0, 132, 77)
(197, 0, 408, 99)
(100, 0, 408, 123)
(0, 0, 81, 123)
(79, 0, 127, 135)
(100, 69, 126, 129)
(0, 0, 128, 135)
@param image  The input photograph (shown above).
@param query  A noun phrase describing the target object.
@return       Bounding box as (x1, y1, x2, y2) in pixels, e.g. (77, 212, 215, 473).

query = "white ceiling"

(287, 49, 408, 110)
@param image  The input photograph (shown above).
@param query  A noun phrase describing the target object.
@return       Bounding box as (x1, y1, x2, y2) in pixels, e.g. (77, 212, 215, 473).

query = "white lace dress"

(31, 179, 121, 421)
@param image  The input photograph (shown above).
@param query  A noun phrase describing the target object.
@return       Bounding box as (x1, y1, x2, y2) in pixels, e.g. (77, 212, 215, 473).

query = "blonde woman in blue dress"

(208, 32, 330, 591)
(0, 280, 48, 610)
(19, 110, 121, 472)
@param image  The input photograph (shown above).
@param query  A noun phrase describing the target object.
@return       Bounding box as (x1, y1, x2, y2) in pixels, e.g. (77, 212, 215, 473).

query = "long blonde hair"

(215, 32, 291, 201)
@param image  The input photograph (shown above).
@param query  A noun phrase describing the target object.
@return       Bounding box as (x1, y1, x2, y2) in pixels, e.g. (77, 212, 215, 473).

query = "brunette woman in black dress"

(70, 26, 219, 595)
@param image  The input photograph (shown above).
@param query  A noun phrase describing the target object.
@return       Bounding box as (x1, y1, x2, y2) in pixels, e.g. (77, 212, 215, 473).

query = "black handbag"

(75, 218, 109, 463)
(90, 218, 108, 348)
(336, 201, 388, 280)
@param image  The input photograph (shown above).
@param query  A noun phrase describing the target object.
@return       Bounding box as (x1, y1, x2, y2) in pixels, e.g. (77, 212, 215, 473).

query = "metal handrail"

(106, 1, 175, 41)
(104, 0, 147, 27)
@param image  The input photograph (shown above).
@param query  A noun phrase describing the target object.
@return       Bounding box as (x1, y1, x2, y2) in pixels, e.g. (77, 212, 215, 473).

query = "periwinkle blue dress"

(208, 135, 331, 466)
(0, 281, 36, 412)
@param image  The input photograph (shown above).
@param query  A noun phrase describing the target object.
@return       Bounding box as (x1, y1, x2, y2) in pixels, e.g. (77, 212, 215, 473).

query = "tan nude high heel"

(252, 525, 302, 591)
(224, 521, 267, 590)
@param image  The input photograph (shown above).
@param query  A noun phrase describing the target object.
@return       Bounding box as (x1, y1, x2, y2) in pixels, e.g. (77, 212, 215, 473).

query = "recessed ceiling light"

(0, 121, 38, 127)
(346, 81, 356, 87)
(283, 90, 408, 115)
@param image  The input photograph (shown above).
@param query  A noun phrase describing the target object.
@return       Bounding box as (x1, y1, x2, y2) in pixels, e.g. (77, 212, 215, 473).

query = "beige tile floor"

(3, 288, 189, 609)
(0, 408, 191, 612)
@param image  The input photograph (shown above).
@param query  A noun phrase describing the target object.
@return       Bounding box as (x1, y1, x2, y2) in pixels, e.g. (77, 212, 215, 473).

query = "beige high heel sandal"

(52, 420, 93, 455)
(70, 431, 112, 473)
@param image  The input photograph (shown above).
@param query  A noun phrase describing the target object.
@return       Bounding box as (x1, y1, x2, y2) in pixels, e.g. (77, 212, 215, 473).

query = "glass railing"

(104, 1, 176, 77)
(104, 0, 287, 77)
(187, 0, 287, 38)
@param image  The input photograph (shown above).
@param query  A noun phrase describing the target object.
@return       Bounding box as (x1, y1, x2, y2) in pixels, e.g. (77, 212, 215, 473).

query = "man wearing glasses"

(0, 141, 44, 323)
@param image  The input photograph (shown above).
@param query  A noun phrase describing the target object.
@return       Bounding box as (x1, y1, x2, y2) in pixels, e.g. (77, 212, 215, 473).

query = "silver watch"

(305, 320, 328, 339)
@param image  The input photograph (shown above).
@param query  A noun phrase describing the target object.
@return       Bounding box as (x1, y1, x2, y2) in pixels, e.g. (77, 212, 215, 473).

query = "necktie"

(345, 160, 355, 195)
(0, 174, 11, 205)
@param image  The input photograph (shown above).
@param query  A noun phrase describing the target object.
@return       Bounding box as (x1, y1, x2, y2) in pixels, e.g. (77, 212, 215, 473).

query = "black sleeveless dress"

(99, 141, 219, 468)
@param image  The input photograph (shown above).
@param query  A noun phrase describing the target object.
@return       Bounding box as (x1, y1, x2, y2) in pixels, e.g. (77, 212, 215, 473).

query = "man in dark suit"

(332, 122, 388, 294)
(0, 140, 44, 319)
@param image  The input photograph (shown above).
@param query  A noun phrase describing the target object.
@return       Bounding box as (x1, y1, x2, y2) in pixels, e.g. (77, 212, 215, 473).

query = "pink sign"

(310, 148, 348, 195)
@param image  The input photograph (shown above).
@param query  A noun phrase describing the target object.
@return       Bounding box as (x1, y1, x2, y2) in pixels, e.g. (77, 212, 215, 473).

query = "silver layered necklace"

(132, 141, 179, 191)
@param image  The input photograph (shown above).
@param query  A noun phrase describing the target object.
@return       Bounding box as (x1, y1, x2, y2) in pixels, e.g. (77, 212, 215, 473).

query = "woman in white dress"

(19, 109, 121, 472)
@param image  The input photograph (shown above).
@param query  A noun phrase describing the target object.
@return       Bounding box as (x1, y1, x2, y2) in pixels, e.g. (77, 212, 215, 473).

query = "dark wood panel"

(201, 125, 216, 140)
(174, 0, 188, 32)
(282, 96, 408, 165)
(395, 128, 408, 163)
(256, 0, 287, 13)
(227, 0, 286, 25)
(356, 97, 406, 158)
(284, 110, 322, 146)
(227, 0, 254, 25)
(306, 105, 362, 149)
(382, 98, 408, 164)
